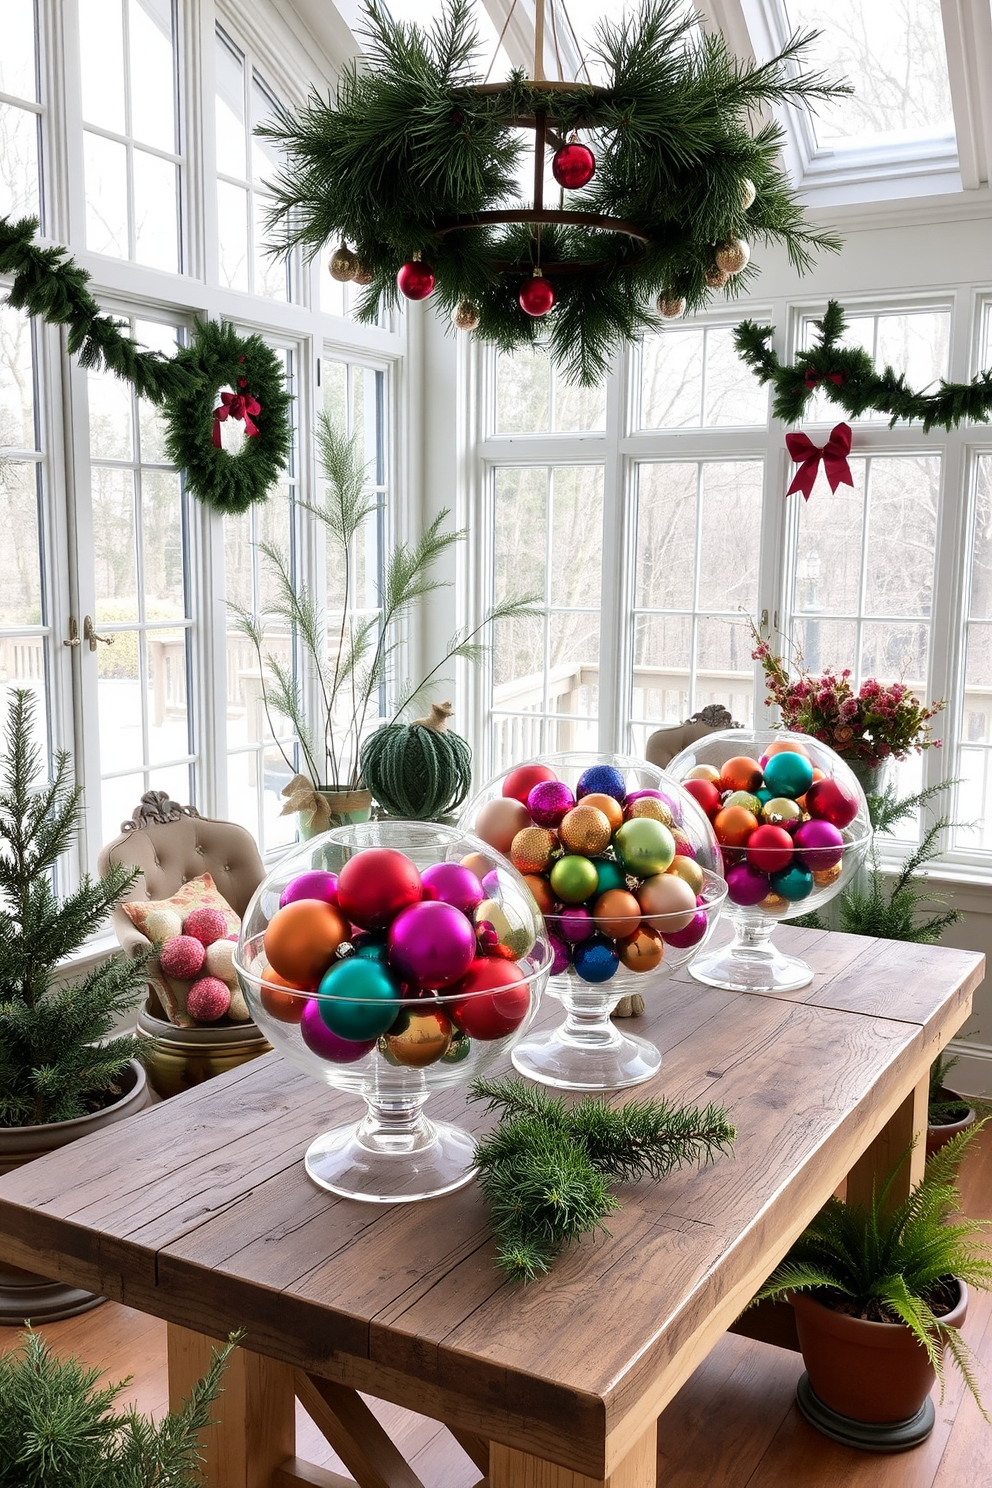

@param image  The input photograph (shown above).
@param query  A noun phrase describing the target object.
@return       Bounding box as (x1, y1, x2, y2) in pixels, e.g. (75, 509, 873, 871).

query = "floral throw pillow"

(121, 873, 250, 1028)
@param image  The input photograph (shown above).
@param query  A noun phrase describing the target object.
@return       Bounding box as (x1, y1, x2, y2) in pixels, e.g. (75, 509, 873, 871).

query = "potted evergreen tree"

(754, 1125, 992, 1450)
(0, 690, 151, 1322)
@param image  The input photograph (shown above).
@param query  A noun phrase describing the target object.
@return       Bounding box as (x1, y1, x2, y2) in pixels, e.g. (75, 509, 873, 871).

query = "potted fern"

(232, 416, 533, 835)
(927, 1051, 977, 1156)
(754, 1125, 992, 1450)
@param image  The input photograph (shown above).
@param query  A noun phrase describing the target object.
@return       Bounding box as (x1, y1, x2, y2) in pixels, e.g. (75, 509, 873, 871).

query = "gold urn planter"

(137, 1004, 270, 1099)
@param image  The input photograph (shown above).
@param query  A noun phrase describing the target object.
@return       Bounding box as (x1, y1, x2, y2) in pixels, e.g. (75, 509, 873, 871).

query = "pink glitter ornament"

(527, 779, 575, 827)
(186, 976, 232, 1022)
(548, 930, 571, 975)
(182, 907, 229, 947)
(159, 934, 206, 979)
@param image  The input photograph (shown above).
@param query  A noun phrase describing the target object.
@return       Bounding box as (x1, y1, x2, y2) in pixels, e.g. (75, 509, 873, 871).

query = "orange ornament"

(523, 872, 557, 914)
(686, 764, 721, 784)
(713, 804, 759, 847)
(617, 924, 664, 973)
(580, 791, 624, 832)
(764, 739, 811, 760)
(719, 755, 764, 793)
(259, 968, 308, 1023)
(510, 825, 558, 874)
(592, 888, 642, 938)
(460, 851, 493, 879)
(262, 899, 348, 987)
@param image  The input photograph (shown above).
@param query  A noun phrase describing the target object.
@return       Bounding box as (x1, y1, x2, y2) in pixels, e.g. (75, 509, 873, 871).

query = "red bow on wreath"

(212, 388, 261, 447)
(785, 422, 854, 500)
(803, 366, 846, 390)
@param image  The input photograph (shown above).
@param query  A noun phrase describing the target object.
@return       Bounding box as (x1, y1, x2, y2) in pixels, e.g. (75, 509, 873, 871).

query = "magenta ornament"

(280, 870, 338, 908)
(300, 998, 375, 1062)
(661, 911, 708, 949)
(420, 863, 484, 914)
(559, 905, 594, 943)
(386, 900, 477, 988)
(548, 930, 571, 975)
(726, 863, 770, 907)
(793, 818, 845, 870)
(527, 780, 575, 827)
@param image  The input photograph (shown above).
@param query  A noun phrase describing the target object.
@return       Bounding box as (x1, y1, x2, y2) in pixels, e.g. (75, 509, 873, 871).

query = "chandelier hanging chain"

(483, 0, 521, 86)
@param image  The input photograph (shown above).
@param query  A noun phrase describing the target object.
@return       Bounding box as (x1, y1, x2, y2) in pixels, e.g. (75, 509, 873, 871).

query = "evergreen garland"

(259, 0, 847, 385)
(0, 216, 292, 512)
(735, 299, 992, 431)
(469, 1076, 736, 1281)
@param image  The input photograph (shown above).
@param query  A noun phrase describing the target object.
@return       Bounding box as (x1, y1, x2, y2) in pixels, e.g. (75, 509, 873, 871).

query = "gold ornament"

(686, 764, 721, 784)
(657, 293, 685, 319)
(741, 177, 756, 210)
(452, 299, 480, 331)
(625, 796, 674, 828)
(763, 797, 802, 826)
(381, 1004, 453, 1067)
(760, 892, 788, 912)
(476, 898, 536, 959)
(812, 863, 843, 888)
(705, 264, 729, 289)
(617, 925, 664, 973)
(509, 825, 558, 874)
(667, 855, 704, 895)
(559, 805, 612, 857)
(329, 245, 358, 282)
(352, 263, 374, 285)
(714, 238, 750, 275)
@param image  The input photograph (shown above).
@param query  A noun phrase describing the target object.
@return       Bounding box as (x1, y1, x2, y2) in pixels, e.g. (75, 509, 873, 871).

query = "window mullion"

(597, 353, 627, 754)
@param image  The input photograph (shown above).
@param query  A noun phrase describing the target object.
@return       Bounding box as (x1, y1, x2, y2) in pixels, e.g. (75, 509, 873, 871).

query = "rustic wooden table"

(0, 928, 983, 1488)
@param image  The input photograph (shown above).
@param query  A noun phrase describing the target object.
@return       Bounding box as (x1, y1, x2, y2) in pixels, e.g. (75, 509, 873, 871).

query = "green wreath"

(162, 321, 292, 515)
(0, 216, 292, 512)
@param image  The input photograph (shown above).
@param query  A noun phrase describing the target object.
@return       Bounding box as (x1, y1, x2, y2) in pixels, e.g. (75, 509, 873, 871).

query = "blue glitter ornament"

(317, 957, 402, 1040)
(770, 862, 814, 902)
(576, 764, 627, 802)
(572, 935, 621, 983)
(762, 751, 814, 801)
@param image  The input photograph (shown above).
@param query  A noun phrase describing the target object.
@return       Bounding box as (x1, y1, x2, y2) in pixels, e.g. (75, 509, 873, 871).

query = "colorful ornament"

(475, 898, 536, 959)
(762, 750, 814, 800)
(592, 889, 642, 938)
(762, 797, 803, 828)
(461, 850, 494, 880)
(259, 968, 307, 1023)
(812, 862, 843, 888)
(764, 739, 811, 760)
(624, 796, 674, 826)
(420, 862, 484, 914)
(502, 762, 557, 804)
(352, 935, 389, 962)
(725, 863, 770, 907)
(452, 299, 481, 331)
(683, 778, 722, 816)
(182, 907, 228, 947)
(550, 854, 600, 904)
(617, 925, 664, 972)
(475, 796, 531, 852)
(527, 779, 575, 826)
(397, 257, 436, 300)
(263, 899, 349, 986)
(581, 792, 625, 831)
(186, 976, 231, 1022)
(661, 911, 708, 950)
(559, 805, 612, 856)
(336, 848, 422, 930)
(300, 997, 375, 1063)
(559, 905, 595, 942)
(805, 777, 858, 829)
(636, 873, 697, 932)
(143, 907, 183, 943)
(159, 935, 206, 980)
(522, 872, 557, 915)
(386, 900, 476, 988)
(614, 818, 676, 877)
(441, 1030, 473, 1063)
(667, 854, 704, 895)
(576, 763, 627, 801)
(382, 1002, 453, 1066)
(449, 958, 530, 1039)
(686, 764, 722, 784)
(770, 862, 814, 902)
(722, 791, 762, 816)
(519, 272, 555, 317)
(552, 139, 596, 189)
(719, 756, 764, 793)
(657, 293, 686, 318)
(714, 238, 750, 275)
(705, 264, 729, 288)
(329, 245, 358, 281)
(316, 957, 402, 1041)
(712, 805, 759, 848)
(594, 858, 627, 895)
(572, 936, 620, 984)
(745, 824, 795, 875)
(279, 870, 338, 909)
(793, 818, 845, 870)
(548, 930, 571, 975)
(510, 824, 558, 874)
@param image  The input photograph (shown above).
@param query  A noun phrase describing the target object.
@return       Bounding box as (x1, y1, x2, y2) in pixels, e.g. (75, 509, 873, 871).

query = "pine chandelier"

(261, 0, 847, 384)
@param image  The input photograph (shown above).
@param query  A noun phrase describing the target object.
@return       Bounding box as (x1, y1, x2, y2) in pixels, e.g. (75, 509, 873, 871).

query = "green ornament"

(762, 751, 814, 800)
(441, 1030, 472, 1064)
(613, 819, 676, 878)
(723, 790, 762, 815)
(360, 702, 472, 820)
(550, 855, 600, 904)
(770, 863, 814, 902)
(594, 859, 626, 895)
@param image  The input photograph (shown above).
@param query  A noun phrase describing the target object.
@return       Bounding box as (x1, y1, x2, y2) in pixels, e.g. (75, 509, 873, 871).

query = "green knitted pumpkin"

(360, 702, 473, 820)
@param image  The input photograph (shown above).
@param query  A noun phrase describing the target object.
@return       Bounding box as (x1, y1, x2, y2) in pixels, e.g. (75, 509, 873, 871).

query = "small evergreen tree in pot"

(0, 690, 147, 1128)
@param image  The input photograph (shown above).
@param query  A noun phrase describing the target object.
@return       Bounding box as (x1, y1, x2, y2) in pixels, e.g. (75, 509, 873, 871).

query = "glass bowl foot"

(305, 1112, 477, 1203)
(512, 1025, 661, 1090)
(689, 930, 813, 993)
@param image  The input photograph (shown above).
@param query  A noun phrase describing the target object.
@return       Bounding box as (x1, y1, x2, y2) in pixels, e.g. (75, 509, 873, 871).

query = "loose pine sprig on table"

(469, 1077, 736, 1282)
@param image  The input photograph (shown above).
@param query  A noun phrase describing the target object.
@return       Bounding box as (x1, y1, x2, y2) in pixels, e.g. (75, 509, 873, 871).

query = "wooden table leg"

(490, 1421, 656, 1488)
(845, 1073, 928, 1218)
(167, 1323, 296, 1488)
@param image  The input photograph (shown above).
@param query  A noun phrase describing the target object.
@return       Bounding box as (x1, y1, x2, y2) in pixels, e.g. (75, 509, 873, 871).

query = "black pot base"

(0, 1278, 106, 1326)
(796, 1372, 935, 1452)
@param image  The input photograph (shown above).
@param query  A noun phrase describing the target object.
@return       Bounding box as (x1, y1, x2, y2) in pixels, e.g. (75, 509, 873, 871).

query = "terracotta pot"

(0, 1060, 151, 1324)
(299, 787, 373, 840)
(926, 1088, 977, 1157)
(137, 1005, 270, 1099)
(791, 1281, 968, 1424)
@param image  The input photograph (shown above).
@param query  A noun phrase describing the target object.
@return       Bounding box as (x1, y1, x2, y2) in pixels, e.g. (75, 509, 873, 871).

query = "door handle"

(83, 616, 114, 651)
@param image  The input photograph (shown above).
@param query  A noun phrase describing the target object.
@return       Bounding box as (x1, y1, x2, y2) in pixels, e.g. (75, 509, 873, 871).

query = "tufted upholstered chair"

(97, 792, 265, 1004)
(644, 705, 743, 770)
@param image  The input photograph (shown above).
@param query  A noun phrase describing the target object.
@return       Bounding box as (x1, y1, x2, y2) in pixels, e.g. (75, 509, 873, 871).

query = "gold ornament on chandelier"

(714, 237, 750, 275)
(657, 293, 685, 318)
(352, 263, 374, 285)
(704, 264, 729, 289)
(452, 299, 481, 331)
(329, 245, 358, 282)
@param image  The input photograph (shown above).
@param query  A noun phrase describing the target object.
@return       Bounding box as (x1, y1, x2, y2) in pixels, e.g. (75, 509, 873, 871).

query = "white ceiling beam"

(692, 0, 756, 60)
(940, 0, 992, 190)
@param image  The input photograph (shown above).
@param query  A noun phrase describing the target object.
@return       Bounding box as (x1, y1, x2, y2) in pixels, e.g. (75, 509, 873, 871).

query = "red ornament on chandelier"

(519, 272, 555, 318)
(397, 257, 435, 301)
(552, 140, 596, 190)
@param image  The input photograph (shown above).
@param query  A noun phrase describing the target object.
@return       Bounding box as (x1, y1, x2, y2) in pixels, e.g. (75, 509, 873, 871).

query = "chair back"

(644, 707, 742, 770)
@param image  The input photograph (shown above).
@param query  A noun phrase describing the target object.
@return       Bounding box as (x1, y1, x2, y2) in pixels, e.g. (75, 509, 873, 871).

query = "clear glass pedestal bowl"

(666, 729, 871, 993)
(461, 753, 727, 1091)
(235, 821, 550, 1203)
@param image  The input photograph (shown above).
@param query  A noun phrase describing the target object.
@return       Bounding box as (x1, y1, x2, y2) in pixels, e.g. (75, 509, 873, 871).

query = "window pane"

(494, 467, 547, 604)
(79, 0, 126, 134)
(0, 305, 37, 452)
(695, 614, 755, 721)
(635, 463, 696, 611)
(216, 30, 246, 179)
(639, 328, 703, 428)
(84, 132, 129, 258)
(795, 466, 865, 615)
(555, 371, 606, 432)
(252, 193, 287, 300)
(495, 348, 550, 433)
(0, 0, 37, 100)
(98, 631, 143, 771)
(145, 630, 189, 765)
(250, 75, 281, 185)
(863, 456, 938, 617)
(704, 326, 768, 427)
(493, 613, 544, 692)
(218, 180, 250, 290)
(92, 466, 138, 618)
(88, 368, 134, 461)
(0, 462, 42, 627)
(101, 770, 145, 850)
(141, 470, 184, 608)
(550, 467, 603, 607)
(697, 462, 762, 613)
(129, 0, 176, 153)
(632, 616, 692, 726)
(0, 103, 40, 220)
(133, 151, 178, 272)
(955, 458, 992, 849)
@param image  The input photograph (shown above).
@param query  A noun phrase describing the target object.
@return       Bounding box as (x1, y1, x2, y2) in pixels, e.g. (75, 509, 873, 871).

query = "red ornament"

(746, 824, 795, 874)
(397, 259, 435, 301)
(682, 778, 722, 817)
(552, 140, 595, 189)
(805, 777, 859, 829)
(519, 274, 555, 317)
(449, 958, 530, 1040)
(502, 762, 557, 805)
(336, 848, 423, 930)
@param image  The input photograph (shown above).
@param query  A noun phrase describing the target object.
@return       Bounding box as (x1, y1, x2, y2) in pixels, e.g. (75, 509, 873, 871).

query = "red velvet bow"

(785, 423, 854, 500)
(804, 367, 846, 390)
(212, 390, 261, 447)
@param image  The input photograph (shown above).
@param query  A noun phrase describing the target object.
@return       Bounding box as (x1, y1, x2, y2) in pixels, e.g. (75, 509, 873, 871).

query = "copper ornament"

(812, 862, 843, 888)
(580, 791, 625, 832)
(382, 1005, 453, 1067)
(352, 263, 374, 285)
(509, 825, 558, 874)
(618, 925, 664, 973)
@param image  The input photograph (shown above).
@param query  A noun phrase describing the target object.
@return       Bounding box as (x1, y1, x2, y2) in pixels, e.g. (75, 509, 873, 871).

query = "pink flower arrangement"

(751, 629, 944, 766)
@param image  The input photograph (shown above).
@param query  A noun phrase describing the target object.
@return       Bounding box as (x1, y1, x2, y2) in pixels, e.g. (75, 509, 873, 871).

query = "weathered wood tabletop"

(0, 928, 983, 1488)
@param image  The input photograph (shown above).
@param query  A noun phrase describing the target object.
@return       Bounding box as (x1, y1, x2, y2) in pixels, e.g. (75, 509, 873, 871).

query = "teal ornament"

(770, 862, 814, 902)
(613, 818, 676, 878)
(550, 854, 600, 904)
(594, 858, 627, 895)
(352, 936, 388, 962)
(441, 1030, 472, 1064)
(317, 956, 401, 1041)
(756, 787, 773, 806)
(762, 751, 814, 800)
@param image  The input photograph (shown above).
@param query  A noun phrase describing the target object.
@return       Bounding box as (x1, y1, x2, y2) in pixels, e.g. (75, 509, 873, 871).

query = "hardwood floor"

(3, 1127, 991, 1487)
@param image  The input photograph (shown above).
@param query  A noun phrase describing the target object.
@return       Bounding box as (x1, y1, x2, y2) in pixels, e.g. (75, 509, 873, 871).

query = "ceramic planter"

(137, 1005, 270, 1098)
(0, 1060, 151, 1324)
(299, 788, 373, 839)
(926, 1088, 977, 1157)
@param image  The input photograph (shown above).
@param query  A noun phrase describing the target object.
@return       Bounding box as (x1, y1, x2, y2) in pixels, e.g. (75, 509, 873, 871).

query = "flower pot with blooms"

(751, 625, 944, 797)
